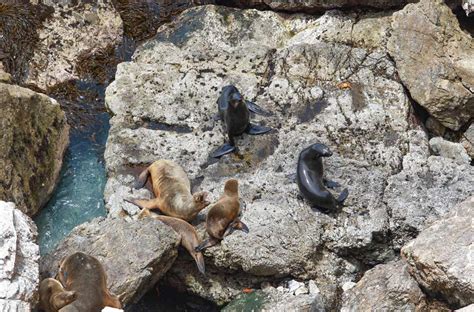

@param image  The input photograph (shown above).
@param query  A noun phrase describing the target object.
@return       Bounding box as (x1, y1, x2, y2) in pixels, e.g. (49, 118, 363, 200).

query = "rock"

(220, 0, 417, 12)
(341, 282, 356, 292)
(24, 0, 123, 90)
(387, 0, 474, 131)
(288, 280, 304, 293)
(457, 304, 474, 312)
(40, 217, 180, 305)
(461, 123, 474, 159)
(401, 196, 474, 308)
(0, 201, 39, 310)
(429, 136, 471, 165)
(341, 261, 427, 311)
(102, 308, 124, 312)
(384, 130, 474, 249)
(0, 64, 12, 84)
(463, 0, 474, 15)
(0, 82, 69, 216)
(104, 4, 474, 307)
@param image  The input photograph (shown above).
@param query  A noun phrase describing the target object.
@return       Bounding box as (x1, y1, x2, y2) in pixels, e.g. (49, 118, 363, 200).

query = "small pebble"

(342, 281, 357, 292)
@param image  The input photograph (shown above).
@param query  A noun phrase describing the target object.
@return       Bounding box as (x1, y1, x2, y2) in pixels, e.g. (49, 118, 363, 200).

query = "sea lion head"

(222, 85, 243, 108)
(309, 143, 332, 157)
(58, 252, 89, 287)
(193, 191, 210, 210)
(224, 179, 238, 196)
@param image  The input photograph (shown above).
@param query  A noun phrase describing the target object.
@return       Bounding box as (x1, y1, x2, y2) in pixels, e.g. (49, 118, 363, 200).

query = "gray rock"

(461, 123, 474, 159)
(25, 0, 123, 90)
(457, 304, 474, 312)
(341, 261, 428, 311)
(402, 196, 474, 308)
(0, 83, 69, 216)
(40, 217, 180, 305)
(463, 0, 474, 15)
(429, 136, 471, 165)
(0, 201, 39, 310)
(387, 0, 474, 131)
(104, 4, 474, 306)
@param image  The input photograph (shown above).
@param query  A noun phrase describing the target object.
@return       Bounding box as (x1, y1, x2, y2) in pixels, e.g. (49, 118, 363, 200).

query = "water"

(34, 82, 110, 255)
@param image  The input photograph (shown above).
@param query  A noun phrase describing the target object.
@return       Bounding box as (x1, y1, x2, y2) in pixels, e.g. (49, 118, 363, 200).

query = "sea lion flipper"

(246, 123, 272, 135)
(134, 167, 150, 189)
(193, 252, 206, 275)
(224, 219, 249, 237)
(211, 143, 236, 158)
(323, 179, 341, 189)
(337, 188, 349, 204)
(245, 100, 272, 116)
(124, 198, 161, 211)
(195, 238, 219, 252)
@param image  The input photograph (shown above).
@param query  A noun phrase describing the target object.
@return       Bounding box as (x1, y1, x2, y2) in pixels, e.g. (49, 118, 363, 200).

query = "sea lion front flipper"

(103, 290, 122, 309)
(124, 198, 161, 211)
(195, 237, 220, 252)
(192, 251, 206, 275)
(246, 123, 272, 135)
(211, 143, 236, 158)
(245, 100, 272, 116)
(134, 167, 150, 189)
(336, 188, 349, 204)
(323, 179, 341, 189)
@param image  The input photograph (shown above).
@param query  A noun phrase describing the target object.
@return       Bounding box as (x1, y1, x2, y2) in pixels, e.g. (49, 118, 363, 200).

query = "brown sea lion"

(140, 210, 205, 274)
(125, 159, 210, 222)
(39, 278, 76, 312)
(57, 252, 122, 312)
(196, 179, 249, 251)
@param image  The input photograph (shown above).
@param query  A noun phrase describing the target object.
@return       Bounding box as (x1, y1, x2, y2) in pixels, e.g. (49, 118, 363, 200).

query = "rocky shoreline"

(0, 0, 472, 311)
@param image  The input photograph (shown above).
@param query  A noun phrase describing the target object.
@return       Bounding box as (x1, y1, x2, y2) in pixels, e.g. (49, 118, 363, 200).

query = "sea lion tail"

(134, 167, 150, 189)
(337, 188, 349, 205)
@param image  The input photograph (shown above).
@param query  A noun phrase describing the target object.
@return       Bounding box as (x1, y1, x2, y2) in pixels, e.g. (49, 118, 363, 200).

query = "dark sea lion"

(125, 160, 210, 222)
(57, 252, 122, 311)
(196, 179, 249, 251)
(140, 210, 205, 274)
(212, 85, 272, 158)
(296, 143, 349, 212)
(39, 278, 76, 312)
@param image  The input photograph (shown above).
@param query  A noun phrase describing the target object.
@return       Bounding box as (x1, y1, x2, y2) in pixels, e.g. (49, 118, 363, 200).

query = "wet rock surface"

(0, 82, 69, 216)
(402, 197, 474, 309)
(40, 217, 180, 305)
(104, 4, 474, 307)
(341, 260, 427, 311)
(0, 201, 39, 310)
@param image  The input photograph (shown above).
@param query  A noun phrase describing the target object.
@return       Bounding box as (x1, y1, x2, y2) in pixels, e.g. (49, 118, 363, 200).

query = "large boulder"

(0, 201, 39, 310)
(24, 0, 123, 90)
(402, 196, 474, 308)
(40, 217, 180, 305)
(0, 82, 69, 216)
(104, 4, 474, 306)
(341, 261, 427, 311)
(387, 0, 474, 131)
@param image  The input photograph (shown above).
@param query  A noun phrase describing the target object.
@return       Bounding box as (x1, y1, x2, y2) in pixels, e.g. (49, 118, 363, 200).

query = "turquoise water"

(34, 82, 109, 255)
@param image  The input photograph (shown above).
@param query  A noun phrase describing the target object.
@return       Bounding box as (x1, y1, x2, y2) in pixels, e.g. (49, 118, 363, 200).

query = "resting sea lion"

(296, 143, 349, 212)
(57, 252, 122, 311)
(125, 160, 210, 221)
(212, 85, 272, 158)
(196, 179, 248, 251)
(140, 210, 205, 274)
(39, 278, 76, 312)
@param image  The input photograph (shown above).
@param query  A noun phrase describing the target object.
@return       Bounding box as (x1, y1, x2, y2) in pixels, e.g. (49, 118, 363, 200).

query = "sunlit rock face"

(0, 201, 39, 310)
(104, 4, 474, 307)
(0, 82, 69, 217)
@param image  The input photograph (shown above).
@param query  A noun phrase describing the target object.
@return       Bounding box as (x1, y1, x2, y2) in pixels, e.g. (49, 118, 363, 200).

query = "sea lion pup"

(39, 278, 76, 312)
(141, 210, 205, 274)
(196, 179, 249, 251)
(212, 85, 273, 158)
(57, 252, 122, 311)
(125, 159, 210, 221)
(296, 143, 349, 212)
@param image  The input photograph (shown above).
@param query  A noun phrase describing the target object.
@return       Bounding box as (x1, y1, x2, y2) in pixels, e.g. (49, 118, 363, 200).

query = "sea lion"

(296, 143, 349, 212)
(57, 252, 122, 311)
(140, 210, 205, 274)
(125, 160, 210, 221)
(212, 85, 272, 158)
(196, 179, 249, 251)
(39, 278, 76, 312)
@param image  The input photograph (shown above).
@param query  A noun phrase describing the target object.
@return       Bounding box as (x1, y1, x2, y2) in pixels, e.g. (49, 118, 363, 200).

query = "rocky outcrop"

(402, 196, 474, 308)
(387, 0, 474, 131)
(24, 0, 123, 90)
(0, 201, 40, 310)
(0, 82, 69, 216)
(104, 4, 474, 306)
(341, 261, 427, 311)
(461, 123, 474, 159)
(40, 217, 180, 305)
